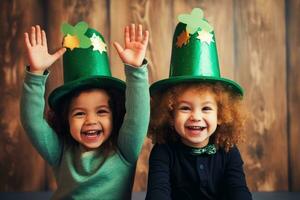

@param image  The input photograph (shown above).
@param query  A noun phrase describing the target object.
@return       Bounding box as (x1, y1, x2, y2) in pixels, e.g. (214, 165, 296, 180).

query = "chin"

(82, 143, 102, 150)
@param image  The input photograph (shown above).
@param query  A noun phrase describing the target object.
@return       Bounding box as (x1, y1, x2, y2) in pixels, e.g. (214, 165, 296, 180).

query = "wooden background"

(0, 0, 299, 192)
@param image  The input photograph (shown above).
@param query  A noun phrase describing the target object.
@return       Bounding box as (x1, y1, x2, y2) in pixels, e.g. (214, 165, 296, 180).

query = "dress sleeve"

(117, 60, 150, 164)
(146, 144, 172, 200)
(20, 69, 63, 166)
(224, 146, 253, 200)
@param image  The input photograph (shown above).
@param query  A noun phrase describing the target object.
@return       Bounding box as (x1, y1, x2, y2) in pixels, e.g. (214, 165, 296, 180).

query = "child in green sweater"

(21, 22, 149, 199)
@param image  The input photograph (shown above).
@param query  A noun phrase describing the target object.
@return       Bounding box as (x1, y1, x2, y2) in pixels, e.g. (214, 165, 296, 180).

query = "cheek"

(174, 113, 186, 128)
(68, 120, 78, 140)
(102, 115, 113, 131)
(208, 114, 218, 128)
(213, 112, 218, 123)
(175, 111, 187, 120)
(68, 118, 83, 133)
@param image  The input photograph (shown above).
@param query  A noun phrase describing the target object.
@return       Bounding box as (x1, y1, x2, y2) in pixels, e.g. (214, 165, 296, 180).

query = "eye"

(73, 111, 85, 117)
(178, 105, 191, 112)
(202, 106, 213, 111)
(97, 108, 110, 115)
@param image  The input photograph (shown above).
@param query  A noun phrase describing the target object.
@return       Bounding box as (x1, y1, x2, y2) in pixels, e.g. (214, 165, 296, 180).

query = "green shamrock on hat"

(178, 8, 214, 34)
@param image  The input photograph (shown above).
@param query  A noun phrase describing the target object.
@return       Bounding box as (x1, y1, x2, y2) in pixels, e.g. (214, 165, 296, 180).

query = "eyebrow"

(177, 100, 191, 104)
(70, 105, 110, 113)
(177, 100, 216, 106)
(202, 101, 216, 105)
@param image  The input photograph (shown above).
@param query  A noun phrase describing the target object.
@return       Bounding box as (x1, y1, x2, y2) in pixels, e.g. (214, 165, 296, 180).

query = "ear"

(217, 119, 221, 125)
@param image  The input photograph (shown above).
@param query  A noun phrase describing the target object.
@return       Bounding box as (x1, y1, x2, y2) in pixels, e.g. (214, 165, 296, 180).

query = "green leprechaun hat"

(48, 21, 125, 110)
(150, 8, 243, 96)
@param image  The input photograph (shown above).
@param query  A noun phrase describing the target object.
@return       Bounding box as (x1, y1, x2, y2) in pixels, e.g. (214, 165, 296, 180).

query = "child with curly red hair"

(146, 8, 252, 200)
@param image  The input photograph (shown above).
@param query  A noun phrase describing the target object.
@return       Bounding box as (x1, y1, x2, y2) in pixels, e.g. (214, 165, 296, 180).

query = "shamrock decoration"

(178, 8, 213, 35)
(61, 21, 91, 50)
(175, 8, 215, 47)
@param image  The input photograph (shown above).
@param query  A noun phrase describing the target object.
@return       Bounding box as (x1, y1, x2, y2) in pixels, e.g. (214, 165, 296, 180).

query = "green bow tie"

(190, 144, 217, 155)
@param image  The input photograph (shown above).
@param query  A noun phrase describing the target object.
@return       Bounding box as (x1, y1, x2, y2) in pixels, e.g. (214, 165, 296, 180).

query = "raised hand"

(24, 25, 66, 75)
(113, 24, 149, 67)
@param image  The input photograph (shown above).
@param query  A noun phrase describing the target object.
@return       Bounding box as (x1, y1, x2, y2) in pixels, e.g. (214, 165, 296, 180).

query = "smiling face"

(68, 89, 113, 151)
(173, 88, 218, 148)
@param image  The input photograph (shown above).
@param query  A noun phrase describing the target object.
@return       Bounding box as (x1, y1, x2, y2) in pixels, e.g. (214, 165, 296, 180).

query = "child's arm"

(113, 24, 150, 164)
(20, 25, 66, 166)
(225, 147, 252, 199)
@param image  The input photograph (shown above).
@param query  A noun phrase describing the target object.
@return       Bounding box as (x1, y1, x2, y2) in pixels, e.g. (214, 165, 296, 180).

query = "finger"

(24, 32, 32, 49)
(137, 24, 143, 42)
(36, 25, 42, 45)
(41, 30, 48, 48)
(52, 48, 66, 61)
(130, 24, 135, 42)
(124, 26, 130, 47)
(113, 42, 124, 57)
(30, 26, 36, 46)
(142, 30, 149, 45)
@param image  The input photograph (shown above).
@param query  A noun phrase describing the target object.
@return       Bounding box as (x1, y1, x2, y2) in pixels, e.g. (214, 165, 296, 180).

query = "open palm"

(114, 24, 149, 67)
(24, 25, 66, 74)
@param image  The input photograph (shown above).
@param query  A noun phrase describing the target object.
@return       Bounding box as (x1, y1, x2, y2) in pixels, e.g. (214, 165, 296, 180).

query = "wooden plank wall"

(286, 0, 300, 191)
(0, 0, 47, 191)
(0, 0, 299, 192)
(235, 0, 288, 190)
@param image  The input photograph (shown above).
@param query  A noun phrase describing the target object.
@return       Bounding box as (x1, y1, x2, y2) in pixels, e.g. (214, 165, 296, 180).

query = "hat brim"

(150, 76, 243, 96)
(48, 76, 126, 110)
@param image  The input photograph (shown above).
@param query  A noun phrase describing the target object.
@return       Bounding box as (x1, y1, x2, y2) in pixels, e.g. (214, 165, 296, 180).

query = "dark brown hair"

(47, 85, 125, 155)
(148, 82, 247, 151)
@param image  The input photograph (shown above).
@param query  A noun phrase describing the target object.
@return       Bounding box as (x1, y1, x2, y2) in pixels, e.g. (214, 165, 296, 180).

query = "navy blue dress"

(146, 142, 252, 200)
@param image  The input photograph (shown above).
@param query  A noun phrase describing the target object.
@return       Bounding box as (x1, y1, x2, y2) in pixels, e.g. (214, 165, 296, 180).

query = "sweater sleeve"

(146, 144, 172, 200)
(20, 69, 63, 166)
(117, 60, 150, 164)
(225, 146, 252, 200)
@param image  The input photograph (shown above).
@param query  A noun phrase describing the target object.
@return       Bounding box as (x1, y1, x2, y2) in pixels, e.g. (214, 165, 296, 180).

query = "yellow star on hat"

(63, 34, 80, 50)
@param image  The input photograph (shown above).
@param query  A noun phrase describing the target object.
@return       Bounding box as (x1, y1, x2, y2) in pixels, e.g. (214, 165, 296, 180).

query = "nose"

(190, 110, 202, 122)
(85, 113, 98, 125)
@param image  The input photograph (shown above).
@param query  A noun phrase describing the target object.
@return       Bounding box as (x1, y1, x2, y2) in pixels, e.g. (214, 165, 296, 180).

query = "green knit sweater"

(20, 63, 150, 200)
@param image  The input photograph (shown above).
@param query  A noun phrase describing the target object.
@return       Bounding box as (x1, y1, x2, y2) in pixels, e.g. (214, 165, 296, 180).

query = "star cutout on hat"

(197, 30, 214, 45)
(63, 34, 80, 50)
(90, 33, 107, 53)
(176, 30, 190, 48)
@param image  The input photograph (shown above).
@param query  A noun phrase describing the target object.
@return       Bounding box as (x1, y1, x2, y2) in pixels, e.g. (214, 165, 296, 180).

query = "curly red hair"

(148, 82, 247, 151)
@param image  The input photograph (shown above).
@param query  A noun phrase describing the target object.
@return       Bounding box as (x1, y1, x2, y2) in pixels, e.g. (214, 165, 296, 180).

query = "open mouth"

(186, 126, 206, 131)
(81, 130, 103, 138)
